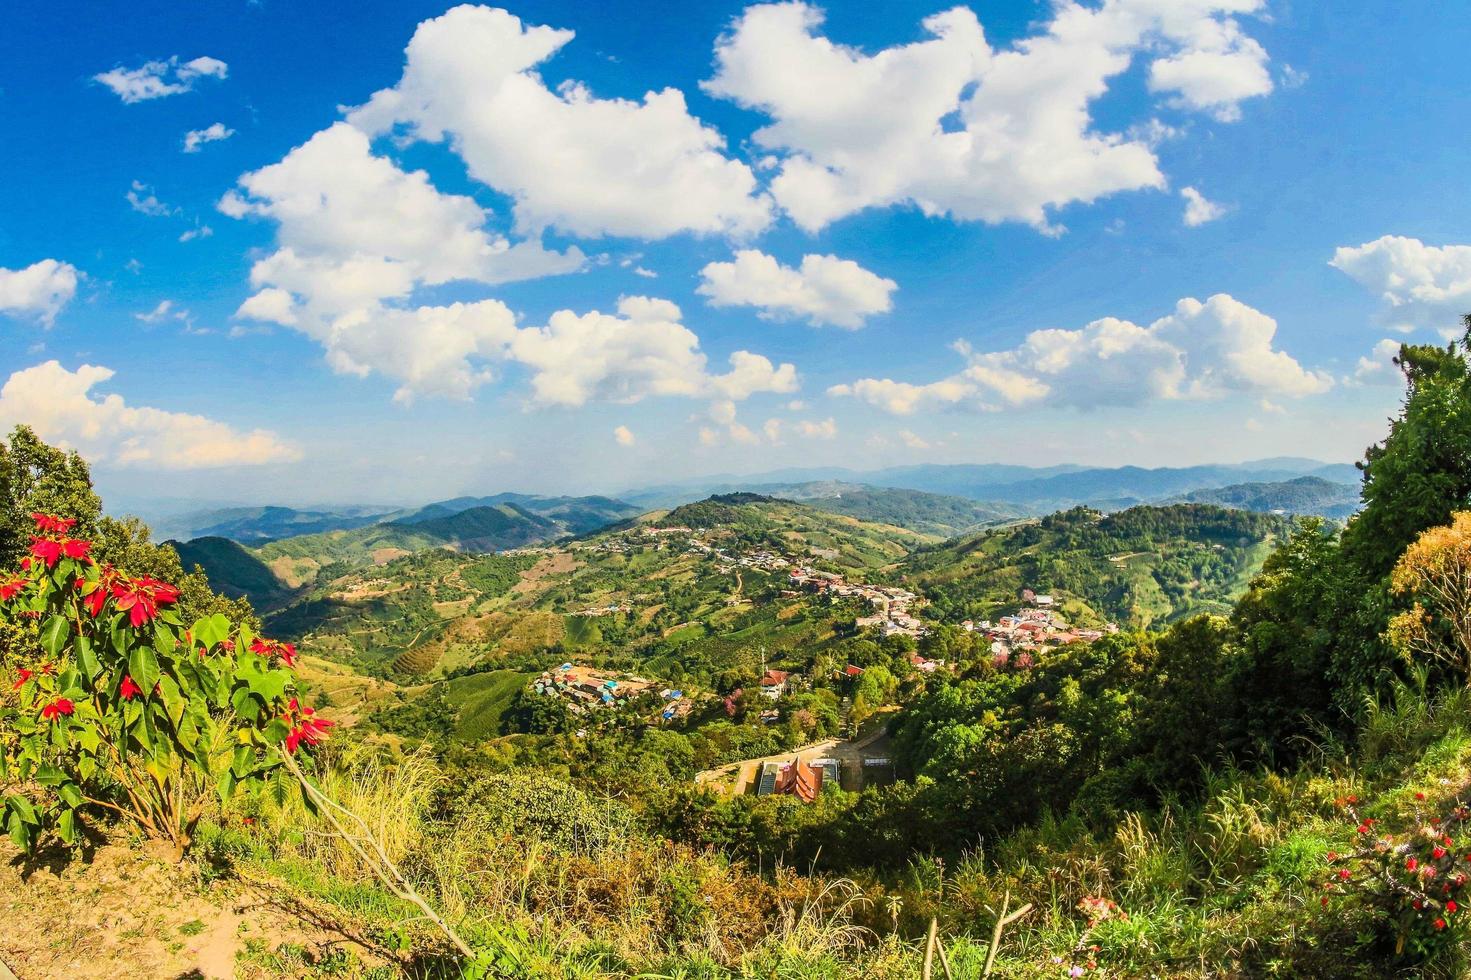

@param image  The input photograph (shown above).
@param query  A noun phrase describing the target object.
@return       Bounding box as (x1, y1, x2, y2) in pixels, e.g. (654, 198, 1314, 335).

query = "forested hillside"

(899, 504, 1290, 627)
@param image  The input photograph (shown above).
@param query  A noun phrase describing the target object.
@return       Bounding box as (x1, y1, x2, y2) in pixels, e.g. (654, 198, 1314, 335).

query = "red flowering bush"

(0, 513, 331, 858)
(1323, 792, 1471, 958)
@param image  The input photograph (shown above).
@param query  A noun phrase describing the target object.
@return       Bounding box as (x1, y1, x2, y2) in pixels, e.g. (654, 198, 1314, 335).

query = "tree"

(0, 426, 102, 566)
(1389, 512, 1471, 683)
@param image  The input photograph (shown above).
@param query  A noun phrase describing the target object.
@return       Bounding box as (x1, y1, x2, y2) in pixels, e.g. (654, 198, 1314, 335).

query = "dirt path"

(0, 840, 388, 979)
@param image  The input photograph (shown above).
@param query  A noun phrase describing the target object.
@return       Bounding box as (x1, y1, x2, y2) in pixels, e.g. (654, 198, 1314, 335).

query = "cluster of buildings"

(532, 663, 698, 723)
(787, 567, 929, 638)
(961, 596, 1116, 662)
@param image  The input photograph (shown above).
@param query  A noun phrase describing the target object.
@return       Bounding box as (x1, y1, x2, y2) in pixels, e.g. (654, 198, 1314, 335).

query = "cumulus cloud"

(698, 250, 897, 328)
(508, 296, 797, 408)
(613, 425, 636, 447)
(1181, 186, 1226, 226)
(704, 1, 1272, 232)
(793, 417, 837, 439)
(899, 429, 930, 449)
(1351, 339, 1405, 386)
(183, 122, 234, 152)
(831, 294, 1330, 415)
(0, 362, 298, 469)
(94, 56, 227, 103)
(0, 259, 80, 325)
(1330, 236, 1471, 337)
(346, 5, 771, 239)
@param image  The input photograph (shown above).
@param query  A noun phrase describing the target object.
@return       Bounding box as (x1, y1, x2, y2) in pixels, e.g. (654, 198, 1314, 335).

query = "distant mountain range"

(620, 459, 1360, 513)
(158, 493, 642, 545)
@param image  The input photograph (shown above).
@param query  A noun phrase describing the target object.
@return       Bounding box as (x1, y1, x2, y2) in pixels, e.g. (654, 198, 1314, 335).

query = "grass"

(444, 669, 531, 739)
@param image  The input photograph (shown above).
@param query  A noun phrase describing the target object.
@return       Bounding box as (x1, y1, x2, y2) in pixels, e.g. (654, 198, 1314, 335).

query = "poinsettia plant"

(0, 513, 331, 859)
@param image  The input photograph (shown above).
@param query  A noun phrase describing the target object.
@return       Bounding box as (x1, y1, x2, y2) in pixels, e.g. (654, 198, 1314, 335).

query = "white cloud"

(508, 296, 797, 408)
(135, 300, 178, 324)
(1351, 339, 1404, 386)
(1330, 236, 1471, 337)
(899, 429, 930, 449)
(346, 5, 771, 240)
(183, 122, 235, 153)
(831, 294, 1330, 415)
(698, 249, 897, 328)
(794, 417, 837, 439)
(0, 260, 80, 326)
(223, 122, 586, 400)
(763, 418, 783, 442)
(179, 223, 213, 243)
(94, 56, 227, 103)
(1181, 186, 1226, 226)
(126, 180, 175, 217)
(704, 1, 1271, 232)
(0, 362, 298, 469)
(613, 424, 636, 447)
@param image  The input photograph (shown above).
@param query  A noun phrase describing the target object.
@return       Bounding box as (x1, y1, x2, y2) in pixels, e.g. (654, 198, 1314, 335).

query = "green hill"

(166, 536, 291, 608)
(258, 503, 563, 569)
(780, 483, 1027, 536)
(1168, 475, 1360, 517)
(898, 503, 1294, 627)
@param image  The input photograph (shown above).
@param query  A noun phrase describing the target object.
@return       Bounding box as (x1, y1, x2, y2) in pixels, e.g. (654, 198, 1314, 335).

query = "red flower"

(1435, 918, 1447, 930)
(11, 668, 32, 690)
(61, 539, 91, 560)
(1417, 792, 1427, 801)
(1337, 869, 1351, 881)
(29, 537, 62, 568)
(250, 637, 298, 668)
(119, 675, 142, 700)
(1448, 901, 1459, 914)
(30, 513, 76, 534)
(1435, 847, 1447, 859)
(282, 699, 335, 754)
(110, 575, 180, 627)
(0, 578, 25, 602)
(1408, 858, 1419, 872)
(40, 698, 74, 722)
(1326, 851, 1338, 862)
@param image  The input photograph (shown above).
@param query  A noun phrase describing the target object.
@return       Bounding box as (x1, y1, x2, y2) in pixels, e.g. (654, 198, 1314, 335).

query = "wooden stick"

(937, 931, 956, 980)
(981, 890, 1034, 977)
(278, 749, 475, 960)
(922, 916, 938, 980)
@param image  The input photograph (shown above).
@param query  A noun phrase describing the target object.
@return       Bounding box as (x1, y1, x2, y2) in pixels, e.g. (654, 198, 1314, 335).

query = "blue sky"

(1, 0, 1468, 507)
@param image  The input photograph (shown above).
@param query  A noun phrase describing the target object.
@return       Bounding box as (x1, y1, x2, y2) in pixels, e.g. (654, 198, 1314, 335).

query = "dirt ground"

(0, 840, 387, 979)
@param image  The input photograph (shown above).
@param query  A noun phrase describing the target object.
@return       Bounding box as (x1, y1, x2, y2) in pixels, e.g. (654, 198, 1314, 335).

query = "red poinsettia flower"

(30, 513, 76, 534)
(0, 578, 25, 602)
(119, 675, 143, 700)
(61, 539, 91, 560)
(110, 575, 181, 627)
(250, 636, 299, 668)
(281, 699, 335, 754)
(40, 698, 74, 722)
(11, 668, 32, 690)
(29, 537, 62, 568)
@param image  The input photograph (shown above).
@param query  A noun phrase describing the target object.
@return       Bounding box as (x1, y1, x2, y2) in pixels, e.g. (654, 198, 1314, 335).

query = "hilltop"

(1167, 475, 1360, 517)
(898, 503, 1293, 628)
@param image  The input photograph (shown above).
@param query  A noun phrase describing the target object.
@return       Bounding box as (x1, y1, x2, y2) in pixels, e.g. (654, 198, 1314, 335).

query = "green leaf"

(231, 745, 254, 779)
(8, 814, 31, 853)
(231, 687, 261, 722)
(247, 669, 289, 703)
(56, 809, 77, 845)
(39, 615, 69, 658)
(127, 645, 160, 695)
(33, 764, 65, 787)
(5, 795, 37, 826)
(261, 718, 290, 744)
(217, 768, 238, 804)
(57, 783, 83, 810)
(75, 635, 101, 681)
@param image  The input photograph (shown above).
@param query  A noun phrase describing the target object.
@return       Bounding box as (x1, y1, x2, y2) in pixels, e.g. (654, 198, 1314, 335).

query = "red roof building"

(772, 758, 825, 803)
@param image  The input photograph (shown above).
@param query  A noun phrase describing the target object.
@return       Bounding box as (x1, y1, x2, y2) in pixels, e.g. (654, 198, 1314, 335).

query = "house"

(843, 664, 864, 678)
(759, 669, 790, 699)
(765, 757, 827, 803)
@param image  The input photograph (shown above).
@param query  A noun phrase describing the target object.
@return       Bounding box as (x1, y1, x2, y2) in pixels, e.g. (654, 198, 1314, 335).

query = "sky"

(1, 0, 1469, 508)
